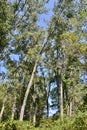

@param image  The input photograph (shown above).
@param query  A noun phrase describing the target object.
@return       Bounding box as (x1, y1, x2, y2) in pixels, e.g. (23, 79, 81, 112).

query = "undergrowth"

(0, 112, 87, 130)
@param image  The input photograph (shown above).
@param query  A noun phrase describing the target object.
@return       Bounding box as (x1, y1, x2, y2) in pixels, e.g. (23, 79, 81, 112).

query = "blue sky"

(38, 0, 55, 28)
(0, 0, 55, 74)
(0, 0, 56, 115)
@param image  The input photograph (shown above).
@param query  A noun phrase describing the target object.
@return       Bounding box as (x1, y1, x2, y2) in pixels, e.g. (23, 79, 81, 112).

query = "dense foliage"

(0, 0, 87, 129)
(0, 112, 87, 130)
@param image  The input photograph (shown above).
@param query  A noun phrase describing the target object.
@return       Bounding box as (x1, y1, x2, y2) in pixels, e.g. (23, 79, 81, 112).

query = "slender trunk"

(33, 101, 37, 127)
(60, 77, 63, 120)
(33, 112, 36, 127)
(29, 103, 37, 126)
(55, 69, 60, 113)
(44, 75, 50, 118)
(56, 74, 63, 115)
(0, 95, 8, 121)
(19, 36, 49, 121)
(32, 84, 37, 126)
(70, 98, 74, 116)
(19, 60, 38, 121)
(57, 78, 60, 113)
(46, 82, 50, 118)
(70, 101, 72, 117)
(67, 103, 70, 116)
(12, 95, 16, 120)
(72, 98, 74, 114)
(46, 95, 49, 118)
(56, 50, 60, 113)
(46, 90, 50, 118)
(65, 86, 69, 115)
(56, 72, 63, 120)
(30, 104, 33, 123)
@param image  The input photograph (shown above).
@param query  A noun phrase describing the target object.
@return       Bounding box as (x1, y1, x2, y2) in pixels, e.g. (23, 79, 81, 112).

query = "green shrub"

(72, 112, 87, 130)
(0, 121, 16, 130)
(0, 112, 87, 130)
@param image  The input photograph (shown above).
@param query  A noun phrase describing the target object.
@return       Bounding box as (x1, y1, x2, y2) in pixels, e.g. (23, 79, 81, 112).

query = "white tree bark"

(60, 78, 63, 120)
(0, 95, 8, 121)
(70, 101, 72, 117)
(12, 95, 16, 120)
(19, 60, 38, 121)
(19, 37, 49, 121)
(32, 84, 37, 126)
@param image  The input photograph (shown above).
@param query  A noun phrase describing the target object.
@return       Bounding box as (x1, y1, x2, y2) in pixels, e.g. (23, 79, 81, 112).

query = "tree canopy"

(0, 0, 87, 129)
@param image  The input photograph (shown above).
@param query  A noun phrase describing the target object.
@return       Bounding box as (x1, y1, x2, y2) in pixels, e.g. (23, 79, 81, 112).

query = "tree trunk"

(46, 95, 49, 118)
(32, 84, 37, 126)
(67, 103, 70, 116)
(70, 101, 72, 117)
(19, 38, 49, 121)
(46, 82, 50, 118)
(12, 95, 16, 120)
(33, 102, 37, 127)
(33, 112, 36, 127)
(55, 69, 60, 113)
(60, 76, 63, 120)
(56, 72, 63, 120)
(0, 95, 8, 121)
(57, 81, 60, 113)
(46, 90, 50, 118)
(19, 60, 38, 121)
(29, 104, 33, 123)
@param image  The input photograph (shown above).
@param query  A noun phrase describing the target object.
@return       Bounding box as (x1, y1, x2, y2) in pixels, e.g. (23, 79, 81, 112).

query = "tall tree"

(4, 0, 49, 121)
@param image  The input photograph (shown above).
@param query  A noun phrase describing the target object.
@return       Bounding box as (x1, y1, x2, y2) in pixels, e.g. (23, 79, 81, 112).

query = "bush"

(0, 112, 87, 130)
(72, 112, 87, 130)
(0, 121, 16, 130)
